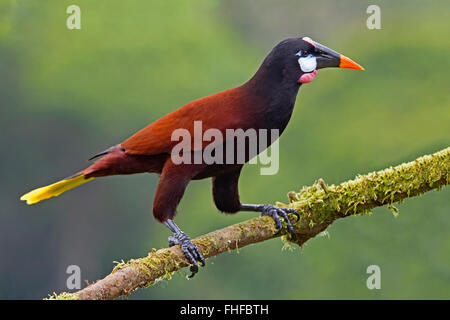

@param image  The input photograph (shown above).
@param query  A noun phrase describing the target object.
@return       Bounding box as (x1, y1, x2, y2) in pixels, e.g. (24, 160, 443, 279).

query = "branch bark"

(49, 147, 450, 300)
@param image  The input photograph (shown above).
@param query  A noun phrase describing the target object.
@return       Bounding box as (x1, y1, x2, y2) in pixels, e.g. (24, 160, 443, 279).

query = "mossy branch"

(48, 147, 450, 300)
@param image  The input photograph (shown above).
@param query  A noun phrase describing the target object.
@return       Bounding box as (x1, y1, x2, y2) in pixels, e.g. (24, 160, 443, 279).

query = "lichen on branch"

(48, 147, 449, 300)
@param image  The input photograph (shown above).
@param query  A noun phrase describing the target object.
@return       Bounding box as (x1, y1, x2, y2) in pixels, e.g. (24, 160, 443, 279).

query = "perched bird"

(21, 37, 363, 277)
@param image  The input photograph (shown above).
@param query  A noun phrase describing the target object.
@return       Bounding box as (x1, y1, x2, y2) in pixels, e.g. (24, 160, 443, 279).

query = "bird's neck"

(242, 63, 301, 132)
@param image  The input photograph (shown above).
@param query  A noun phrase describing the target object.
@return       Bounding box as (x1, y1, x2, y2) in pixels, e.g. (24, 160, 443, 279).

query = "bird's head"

(263, 37, 364, 84)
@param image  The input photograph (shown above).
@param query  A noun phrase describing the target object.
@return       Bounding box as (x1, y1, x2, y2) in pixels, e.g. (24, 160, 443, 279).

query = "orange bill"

(340, 55, 364, 70)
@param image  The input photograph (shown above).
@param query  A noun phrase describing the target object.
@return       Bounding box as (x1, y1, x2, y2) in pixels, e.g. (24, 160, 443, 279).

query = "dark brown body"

(82, 57, 301, 222)
(21, 37, 364, 276)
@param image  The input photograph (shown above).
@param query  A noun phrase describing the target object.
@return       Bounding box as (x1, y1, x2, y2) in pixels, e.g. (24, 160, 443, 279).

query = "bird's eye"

(296, 50, 308, 57)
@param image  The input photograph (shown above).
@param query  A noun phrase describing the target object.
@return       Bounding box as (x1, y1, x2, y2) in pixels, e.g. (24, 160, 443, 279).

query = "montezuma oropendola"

(21, 37, 363, 277)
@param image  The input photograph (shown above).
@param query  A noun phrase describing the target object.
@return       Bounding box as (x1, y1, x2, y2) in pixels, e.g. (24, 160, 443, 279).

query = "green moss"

(45, 292, 79, 300)
(112, 259, 127, 273)
(282, 147, 449, 245)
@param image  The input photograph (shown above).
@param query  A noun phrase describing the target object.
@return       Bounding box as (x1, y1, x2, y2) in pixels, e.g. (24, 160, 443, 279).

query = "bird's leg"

(164, 219, 205, 278)
(240, 204, 300, 239)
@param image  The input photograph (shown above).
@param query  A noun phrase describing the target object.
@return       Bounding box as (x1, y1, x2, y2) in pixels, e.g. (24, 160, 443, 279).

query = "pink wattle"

(298, 70, 318, 84)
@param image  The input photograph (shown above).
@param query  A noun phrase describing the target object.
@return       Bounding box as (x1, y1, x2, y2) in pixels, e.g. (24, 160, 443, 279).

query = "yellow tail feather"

(20, 175, 94, 205)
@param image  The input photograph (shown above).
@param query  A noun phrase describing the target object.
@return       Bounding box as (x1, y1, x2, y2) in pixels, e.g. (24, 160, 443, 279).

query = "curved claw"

(285, 208, 300, 221)
(168, 232, 205, 278)
(260, 205, 298, 239)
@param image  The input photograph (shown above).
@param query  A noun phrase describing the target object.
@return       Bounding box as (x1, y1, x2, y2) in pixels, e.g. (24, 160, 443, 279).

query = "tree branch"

(48, 147, 449, 300)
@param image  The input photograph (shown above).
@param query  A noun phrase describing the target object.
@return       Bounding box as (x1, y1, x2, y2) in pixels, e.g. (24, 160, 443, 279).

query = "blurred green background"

(1, 0, 449, 299)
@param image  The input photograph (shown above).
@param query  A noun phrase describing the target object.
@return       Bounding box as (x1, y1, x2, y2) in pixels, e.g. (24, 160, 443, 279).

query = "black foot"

(168, 231, 205, 278)
(259, 205, 299, 239)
